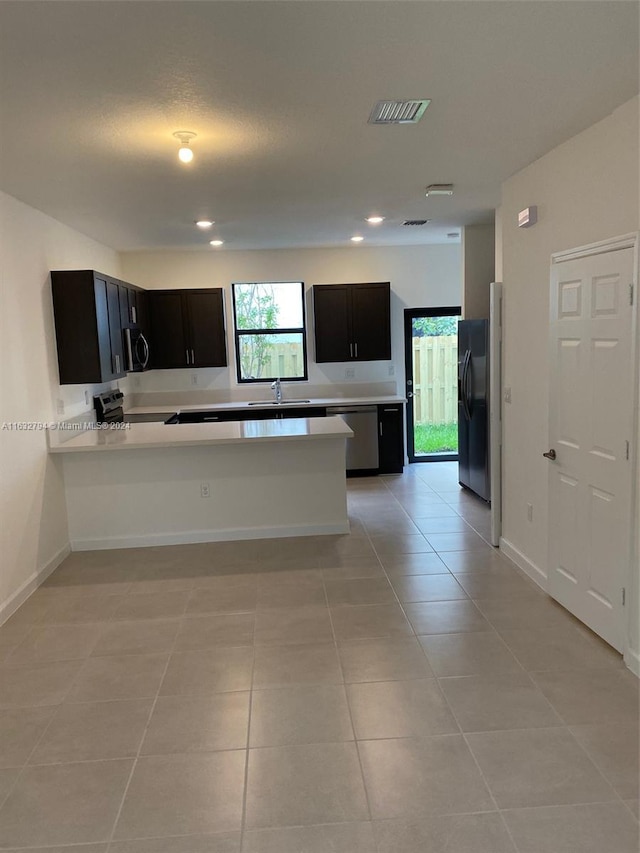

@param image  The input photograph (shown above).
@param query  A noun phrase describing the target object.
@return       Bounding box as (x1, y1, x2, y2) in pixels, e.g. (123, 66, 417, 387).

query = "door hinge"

(622, 587, 626, 606)
(626, 440, 630, 460)
(630, 283, 634, 306)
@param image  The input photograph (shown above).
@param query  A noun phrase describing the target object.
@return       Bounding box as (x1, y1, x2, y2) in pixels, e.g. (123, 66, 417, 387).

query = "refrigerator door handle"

(464, 349, 474, 418)
(461, 350, 472, 420)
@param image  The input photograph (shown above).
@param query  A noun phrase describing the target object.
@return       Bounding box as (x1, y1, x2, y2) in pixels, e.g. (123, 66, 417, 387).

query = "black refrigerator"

(458, 319, 490, 501)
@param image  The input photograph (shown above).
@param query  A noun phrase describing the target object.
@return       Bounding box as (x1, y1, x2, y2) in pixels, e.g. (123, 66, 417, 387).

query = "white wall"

(462, 224, 495, 319)
(0, 191, 123, 618)
(120, 244, 462, 393)
(499, 97, 639, 667)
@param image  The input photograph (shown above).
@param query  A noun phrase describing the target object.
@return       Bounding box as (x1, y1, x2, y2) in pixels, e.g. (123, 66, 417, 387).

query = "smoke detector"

(425, 184, 454, 197)
(368, 100, 430, 125)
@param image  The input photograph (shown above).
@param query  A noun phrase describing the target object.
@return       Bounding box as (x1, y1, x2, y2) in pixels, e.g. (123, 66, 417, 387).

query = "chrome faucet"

(271, 378, 282, 403)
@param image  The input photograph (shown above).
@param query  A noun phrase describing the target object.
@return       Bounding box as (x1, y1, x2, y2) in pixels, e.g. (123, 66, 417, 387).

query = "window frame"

(231, 280, 309, 384)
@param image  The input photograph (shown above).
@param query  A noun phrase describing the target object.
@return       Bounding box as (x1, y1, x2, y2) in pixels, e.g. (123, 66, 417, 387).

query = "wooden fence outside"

(240, 340, 305, 379)
(412, 335, 458, 425)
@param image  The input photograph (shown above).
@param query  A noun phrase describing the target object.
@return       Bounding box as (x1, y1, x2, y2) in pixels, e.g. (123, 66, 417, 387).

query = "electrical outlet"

(345, 367, 355, 379)
(191, 374, 198, 386)
(527, 503, 533, 522)
(200, 482, 210, 498)
(504, 386, 512, 404)
(56, 399, 65, 415)
(388, 365, 395, 377)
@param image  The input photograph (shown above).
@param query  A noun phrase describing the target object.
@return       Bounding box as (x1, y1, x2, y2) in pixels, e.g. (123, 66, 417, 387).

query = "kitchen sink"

(247, 400, 311, 405)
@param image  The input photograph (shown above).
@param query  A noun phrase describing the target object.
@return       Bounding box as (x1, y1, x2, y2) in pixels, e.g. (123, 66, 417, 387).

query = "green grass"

(414, 422, 458, 455)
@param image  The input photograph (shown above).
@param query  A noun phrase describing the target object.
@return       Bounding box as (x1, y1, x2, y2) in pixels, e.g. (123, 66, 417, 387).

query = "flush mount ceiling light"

(425, 184, 454, 197)
(173, 131, 197, 163)
(368, 100, 430, 125)
(209, 239, 224, 246)
(351, 235, 364, 242)
(366, 216, 385, 224)
(195, 220, 214, 229)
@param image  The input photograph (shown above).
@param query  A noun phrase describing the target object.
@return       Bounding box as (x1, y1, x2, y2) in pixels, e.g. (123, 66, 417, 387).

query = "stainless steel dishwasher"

(326, 405, 379, 474)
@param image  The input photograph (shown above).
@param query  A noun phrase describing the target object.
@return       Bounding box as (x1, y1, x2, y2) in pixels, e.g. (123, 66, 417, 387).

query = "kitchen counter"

(48, 416, 352, 453)
(125, 394, 406, 417)
(51, 416, 352, 550)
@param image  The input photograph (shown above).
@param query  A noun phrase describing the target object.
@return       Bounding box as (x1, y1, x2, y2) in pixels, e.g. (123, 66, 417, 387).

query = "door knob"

(543, 449, 556, 461)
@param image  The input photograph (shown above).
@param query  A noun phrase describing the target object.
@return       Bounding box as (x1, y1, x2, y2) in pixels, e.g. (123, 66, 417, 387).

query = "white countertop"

(48, 416, 353, 454)
(126, 395, 406, 416)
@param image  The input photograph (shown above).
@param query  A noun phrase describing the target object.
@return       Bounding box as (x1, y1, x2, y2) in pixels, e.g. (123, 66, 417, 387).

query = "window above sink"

(231, 281, 308, 384)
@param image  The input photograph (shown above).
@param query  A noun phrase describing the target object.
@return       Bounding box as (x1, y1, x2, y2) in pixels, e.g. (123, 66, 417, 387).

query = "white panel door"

(548, 244, 635, 651)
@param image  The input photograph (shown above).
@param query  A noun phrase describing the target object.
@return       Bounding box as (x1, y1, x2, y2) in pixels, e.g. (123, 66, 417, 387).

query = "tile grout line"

(104, 626, 177, 851)
(322, 562, 375, 828)
(239, 580, 258, 849)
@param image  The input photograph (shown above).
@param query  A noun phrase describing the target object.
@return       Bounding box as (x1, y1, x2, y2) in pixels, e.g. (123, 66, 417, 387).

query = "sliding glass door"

(404, 307, 461, 463)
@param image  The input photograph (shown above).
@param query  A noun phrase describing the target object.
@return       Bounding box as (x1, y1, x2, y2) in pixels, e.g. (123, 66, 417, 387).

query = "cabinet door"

(148, 291, 189, 368)
(106, 279, 125, 377)
(93, 276, 115, 381)
(378, 404, 404, 473)
(313, 286, 351, 362)
(136, 290, 149, 335)
(118, 284, 131, 329)
(184, 290, 227, 367)
(351, 283, 391, 361)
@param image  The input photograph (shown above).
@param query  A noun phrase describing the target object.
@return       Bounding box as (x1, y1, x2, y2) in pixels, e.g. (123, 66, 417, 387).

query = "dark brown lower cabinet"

(377, 404, 404, 473)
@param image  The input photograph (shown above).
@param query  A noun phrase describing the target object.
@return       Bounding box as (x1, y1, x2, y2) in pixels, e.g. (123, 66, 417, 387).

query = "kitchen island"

(49, 417, 352, 550)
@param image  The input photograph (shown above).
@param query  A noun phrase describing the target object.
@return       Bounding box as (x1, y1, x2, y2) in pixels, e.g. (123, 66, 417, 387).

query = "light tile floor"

(0, 462, 637, 852)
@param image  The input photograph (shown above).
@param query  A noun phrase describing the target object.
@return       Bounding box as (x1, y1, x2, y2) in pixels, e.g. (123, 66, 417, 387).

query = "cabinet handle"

(185, 349, 190, 365)
(191, 348, 195, 365)
(115, 354, 120, 373)
(379, 422, 383, 437)
(354, 342, 358, 358)
(131, 306, 137, 324)
(349, 343, 353, 358)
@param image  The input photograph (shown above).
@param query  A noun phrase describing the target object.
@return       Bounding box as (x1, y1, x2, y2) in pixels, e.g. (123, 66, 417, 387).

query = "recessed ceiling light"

(173, 131, 197, 164)
(366, 216, 385, 224)
(425, 184, 454, 197)
(351, 236, 364, 242)
(195, 220, 214, 229)
(209, 239, 224, 246)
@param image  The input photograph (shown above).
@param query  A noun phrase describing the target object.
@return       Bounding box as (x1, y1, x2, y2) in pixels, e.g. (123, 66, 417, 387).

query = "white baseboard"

(624, 647, 640, 678)
(499, 536, 547, 591)
(0, 543, 71, 626)
(70, 522, 351, 551)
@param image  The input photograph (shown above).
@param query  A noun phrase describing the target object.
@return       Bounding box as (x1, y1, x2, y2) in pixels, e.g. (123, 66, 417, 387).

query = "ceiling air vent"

(368, 99, 430, 125)
(402, 219, 430, 226)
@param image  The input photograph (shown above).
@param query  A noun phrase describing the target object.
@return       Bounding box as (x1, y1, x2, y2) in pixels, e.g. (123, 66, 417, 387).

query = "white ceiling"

(0, 1, 637, 252)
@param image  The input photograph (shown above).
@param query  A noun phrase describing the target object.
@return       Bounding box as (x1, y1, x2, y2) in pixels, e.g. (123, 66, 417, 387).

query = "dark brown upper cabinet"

(118, 282, 146, 331)
(147, 289, 227, 369)
(51, 270, 127, 385)
(313, 282, 391, 363)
